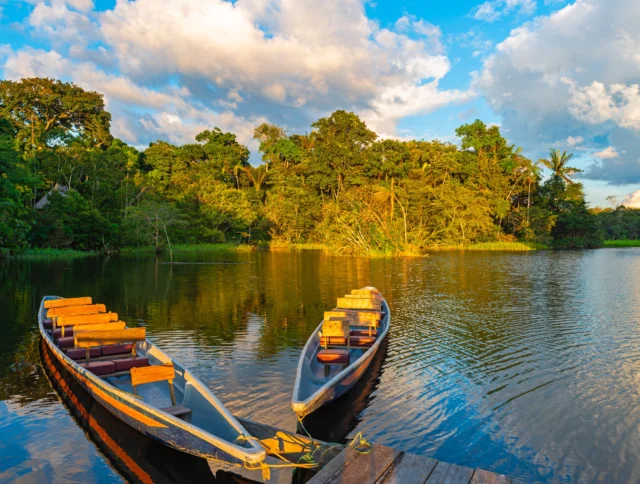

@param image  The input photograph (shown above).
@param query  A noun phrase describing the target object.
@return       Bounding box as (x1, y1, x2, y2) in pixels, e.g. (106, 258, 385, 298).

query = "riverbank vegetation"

(1, 78, 630, 257)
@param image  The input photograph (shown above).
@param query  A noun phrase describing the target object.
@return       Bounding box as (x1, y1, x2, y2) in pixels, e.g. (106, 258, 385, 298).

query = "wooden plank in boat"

(131, 363, 175, 386)
(57, 312, 118, 327)
(323, 444, 399, 484)
(47, 304, 106, 317)
(72, 321, 126, 333)
(378, 451, 438, 483)
(44, 297, 92, 309)
(470, 469, 511, 484)
(75, 327, 146, 348)
(325, 310, 381, 325)
(344, 294, 383, 302)
(425, 461, 475, 484)
(307, 446, 359, 483)
(337, 297, 381, 311)
(351, 289, 380, 296)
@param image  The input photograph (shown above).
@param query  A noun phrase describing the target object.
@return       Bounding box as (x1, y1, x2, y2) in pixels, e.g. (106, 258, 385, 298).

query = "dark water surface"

(2, 249, 640, 483)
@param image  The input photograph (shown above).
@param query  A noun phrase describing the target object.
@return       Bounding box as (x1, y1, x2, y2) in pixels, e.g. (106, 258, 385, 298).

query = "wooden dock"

(308, 443, 516, 484)
(213, 418, 520, 484)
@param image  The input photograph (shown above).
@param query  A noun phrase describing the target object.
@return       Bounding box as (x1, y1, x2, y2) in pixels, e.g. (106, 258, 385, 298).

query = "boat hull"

(38, 296, 264, 466)
(292, 296, 391, 418)
(39, 327, 240, 463)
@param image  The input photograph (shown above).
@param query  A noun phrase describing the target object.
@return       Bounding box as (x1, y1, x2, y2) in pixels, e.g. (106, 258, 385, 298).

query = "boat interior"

(301, 288, 387, 395)
(41, 297, 246, 444)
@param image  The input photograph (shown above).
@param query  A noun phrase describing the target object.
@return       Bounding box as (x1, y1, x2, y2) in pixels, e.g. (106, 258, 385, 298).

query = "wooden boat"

(292, 287, 390, 418)
(38, 296, 266, 467)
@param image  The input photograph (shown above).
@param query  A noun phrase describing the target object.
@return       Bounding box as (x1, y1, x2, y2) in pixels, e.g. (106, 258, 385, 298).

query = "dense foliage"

(0, 78, 607, 255)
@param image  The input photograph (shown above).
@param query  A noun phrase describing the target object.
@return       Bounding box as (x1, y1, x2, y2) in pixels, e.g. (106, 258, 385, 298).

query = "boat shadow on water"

(298, 338, 388, 444)
(40, 338, 255, 484)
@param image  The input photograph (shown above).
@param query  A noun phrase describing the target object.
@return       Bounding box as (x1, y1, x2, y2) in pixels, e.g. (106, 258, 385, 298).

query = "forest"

(0, 78, 637, 256)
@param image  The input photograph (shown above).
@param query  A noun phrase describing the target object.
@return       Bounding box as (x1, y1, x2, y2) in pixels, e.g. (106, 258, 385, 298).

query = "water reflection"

(1, 249, 640, 483)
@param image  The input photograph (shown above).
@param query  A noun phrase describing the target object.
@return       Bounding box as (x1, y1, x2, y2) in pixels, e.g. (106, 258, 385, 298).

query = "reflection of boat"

(38, 296, 265, 466)
(299, 337, 388, 444)
(292, 288, 390, 418)
(40, 337, 216, 484)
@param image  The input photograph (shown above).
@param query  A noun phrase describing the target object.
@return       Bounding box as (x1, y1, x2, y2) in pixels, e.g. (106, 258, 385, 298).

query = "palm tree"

(243, 165, 268, 191)
(538, 149, 582, 183)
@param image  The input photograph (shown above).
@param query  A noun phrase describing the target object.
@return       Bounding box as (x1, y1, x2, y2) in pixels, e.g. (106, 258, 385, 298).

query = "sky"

(1, 0, 639, 207)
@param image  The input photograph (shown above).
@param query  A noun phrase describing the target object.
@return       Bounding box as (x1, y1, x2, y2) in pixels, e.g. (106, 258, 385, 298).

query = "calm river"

(1, 249, 640, 483)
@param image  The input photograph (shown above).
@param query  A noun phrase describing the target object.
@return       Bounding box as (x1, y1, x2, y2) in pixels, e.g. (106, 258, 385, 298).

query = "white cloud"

(566, 136, 584, 147)
(623, 190, 640, 208)
(2, 47, 265, 150)
(593, 146, 620, 159)
(472, 0, 536, 22)
(4, 0, 473, 147)
(474, 0, 640, 185)
(564, 80, 640, 131)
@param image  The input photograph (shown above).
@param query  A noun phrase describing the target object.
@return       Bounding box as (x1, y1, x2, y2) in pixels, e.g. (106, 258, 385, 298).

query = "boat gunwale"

(38, 295, 266, 465)
(291, 296, 390, 415)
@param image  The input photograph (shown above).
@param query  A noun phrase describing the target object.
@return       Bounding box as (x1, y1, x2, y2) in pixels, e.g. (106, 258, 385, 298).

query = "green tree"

(538, 149, 582, 184)
(0, 78, 112, 154)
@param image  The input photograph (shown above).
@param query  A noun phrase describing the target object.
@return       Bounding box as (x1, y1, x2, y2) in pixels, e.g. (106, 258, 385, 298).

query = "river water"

(1, 249, 640, 483)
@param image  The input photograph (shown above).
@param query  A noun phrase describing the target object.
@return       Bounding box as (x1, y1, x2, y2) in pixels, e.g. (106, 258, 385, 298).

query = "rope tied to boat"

(235, 434, 319, 482)
(349, 432, 372, 454)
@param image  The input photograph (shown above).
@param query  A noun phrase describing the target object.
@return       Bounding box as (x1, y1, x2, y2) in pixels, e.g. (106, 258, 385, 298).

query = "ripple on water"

(2, 249, 640, 482)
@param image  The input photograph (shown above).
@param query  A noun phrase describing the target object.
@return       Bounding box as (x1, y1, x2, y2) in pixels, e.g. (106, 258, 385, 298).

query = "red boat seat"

(80, 361, 115, 376)
(101, 343, 134, 357)
(320, 335, 376, 348)
(53, 328, 73, 340)
(317, 349, 350, 365)
(320, 336, 347, 347)
(57, 336, 74, 349)
(67, 347, 101, 360)
(114, 357, 149, 372)
(350, 336, 376, 347)
(350, 329, 378, 337)
(43, 319, 53, 329)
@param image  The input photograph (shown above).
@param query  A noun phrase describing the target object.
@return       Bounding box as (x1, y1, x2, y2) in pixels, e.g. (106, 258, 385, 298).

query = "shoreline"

(8, 240, 638, 260)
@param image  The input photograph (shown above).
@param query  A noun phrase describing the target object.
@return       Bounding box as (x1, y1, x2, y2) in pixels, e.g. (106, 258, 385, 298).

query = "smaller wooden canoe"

(292, 287, 390, 418)
(39, 296, 266, 466)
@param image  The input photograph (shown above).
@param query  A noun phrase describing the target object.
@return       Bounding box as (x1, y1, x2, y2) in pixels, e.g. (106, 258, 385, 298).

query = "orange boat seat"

(317, 349, 350, 365)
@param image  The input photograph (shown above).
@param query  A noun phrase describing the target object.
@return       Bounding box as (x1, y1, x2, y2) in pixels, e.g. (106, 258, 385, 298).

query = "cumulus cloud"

(474, 0, 640, 185)
(472, 0, 536, 22)
(4, 0, 473, 150)
(2, 46, 266, 149)
(623, 190, 640, 208)
(593, 146, 620, 159)
(566, 136, 584, 147)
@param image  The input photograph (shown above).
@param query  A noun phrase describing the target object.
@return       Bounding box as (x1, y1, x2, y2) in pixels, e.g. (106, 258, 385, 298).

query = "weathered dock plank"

(324, 444, 399, 484)
(470, 468, 511, 484)
(425, 461, 475, 484)
(307, 446, 359, 483)
(378, 451, 438, 483)
(219, 417, 513, 484)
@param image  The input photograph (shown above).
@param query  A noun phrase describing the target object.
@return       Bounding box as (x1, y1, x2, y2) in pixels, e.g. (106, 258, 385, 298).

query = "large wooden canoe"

(292, 287, 390, 418)
(38, 296, 266, 466)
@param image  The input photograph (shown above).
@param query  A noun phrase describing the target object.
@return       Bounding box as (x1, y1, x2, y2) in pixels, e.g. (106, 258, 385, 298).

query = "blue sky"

(1, 0, 639, 207)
